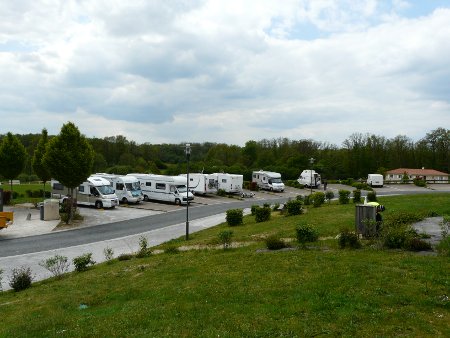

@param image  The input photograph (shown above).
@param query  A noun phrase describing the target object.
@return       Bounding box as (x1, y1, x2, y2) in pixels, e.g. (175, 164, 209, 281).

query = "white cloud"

(0, 1, 449, 146)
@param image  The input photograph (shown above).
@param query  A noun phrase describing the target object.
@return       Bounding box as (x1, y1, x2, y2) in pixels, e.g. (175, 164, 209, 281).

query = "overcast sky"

(1, 0, 449, 147)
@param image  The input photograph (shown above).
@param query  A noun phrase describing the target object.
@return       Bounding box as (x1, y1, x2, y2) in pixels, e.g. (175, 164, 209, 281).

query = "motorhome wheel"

(95, 201, 103, 209)
(143, 195, 149, 201)
(121, 197, 128, 204)
(175, 198, 181, 205)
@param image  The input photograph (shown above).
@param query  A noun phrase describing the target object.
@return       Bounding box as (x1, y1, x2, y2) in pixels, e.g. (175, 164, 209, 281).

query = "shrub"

(39, 255, 70, 279)
(103, 247, 114, 262)
(285, 199, 303, 216)
(135, 235, 152, 258)
(255, 206, 271, 223)
(338, 190, 351, 204)
(217, 189, 227, 197)
(303, 194, 311, 206)
(265, 235, 287, 250)
(272, 203, 280, 211)
(73, 253, 96, 272)
(353, 189, 362, 203)
(366, 191, 377, 202)
(226, 209, 243, 226)
(413, 178, 426, 187)
(118, 253, 133, 261)
(325, 191, 334, 204)
(296, 223, 319, 246)
(383, 211, 424, 227)
(250, 205, 260, 215)
(9, 266, 33, 292)
(218, 230, 233, 249)
(338, 228, 361, 249)
(295, 195, 304, 202)
(311, 192, 325, 207)
(405, 237, 432, 251)
(164, 245, 180, 254)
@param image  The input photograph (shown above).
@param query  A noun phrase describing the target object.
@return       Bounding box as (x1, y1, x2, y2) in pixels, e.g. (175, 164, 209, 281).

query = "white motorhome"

(179, 173, 218, 195)
(297, 170, 322, 188)
(252, 170, 285, 192)
(128, 173, 194, 205)
(95, 173, 143, 204)
(213, 173, 243, 194)
(51, 176, 119, 209)
(367, 174, 384, 187)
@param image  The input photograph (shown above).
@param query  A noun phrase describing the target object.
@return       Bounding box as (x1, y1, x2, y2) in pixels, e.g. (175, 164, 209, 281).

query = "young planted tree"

(43, 122, 94, 223)
(0, 132, 27, 196)
(32, 128, 52, 199)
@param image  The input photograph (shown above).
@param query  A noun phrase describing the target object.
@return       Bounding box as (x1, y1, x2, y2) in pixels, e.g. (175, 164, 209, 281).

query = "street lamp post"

(309, 157, 315, 195)
(185, 143, 191, 240)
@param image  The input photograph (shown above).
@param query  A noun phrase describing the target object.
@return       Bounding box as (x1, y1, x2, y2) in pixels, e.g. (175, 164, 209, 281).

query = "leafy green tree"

(32, 129, 51, 198)
(43, 122, 94, 223)
(0, 132, 27, 195)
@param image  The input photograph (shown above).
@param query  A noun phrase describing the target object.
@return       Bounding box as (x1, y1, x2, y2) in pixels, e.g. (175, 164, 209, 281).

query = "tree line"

(0, 125, 449, 184)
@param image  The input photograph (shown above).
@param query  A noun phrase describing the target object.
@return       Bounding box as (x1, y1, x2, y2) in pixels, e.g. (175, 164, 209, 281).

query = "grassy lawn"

(0, 182, 49, 205)
(0, 194, 449, 337)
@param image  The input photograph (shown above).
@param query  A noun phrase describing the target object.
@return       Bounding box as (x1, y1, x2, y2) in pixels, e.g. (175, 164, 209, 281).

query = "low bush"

(285, 199, 303, 216)
(217, 189, 227, 197)
(265, 235, 287, 250)
(39, 255, 70, 279)
(405, 237, 432, 251)
(226, 209, 243, 226)
(413, 178, 426, 187)
(136, 235, 152, 258)
(366, 191, 377, 202)
(310, 192, 325, 207)
(272, 203, 280, 211)
(338, 228, 361, 249)
(118, 253, 133, 261)
(218, 230, 233, 249)
(436, 236, 450, 257)
(9, 266, 34, 292)
(325, 191, 334, 204)
(255, 206, 271, 223)
(303, 195, 311, 206)
(164, 246, 180, 254)
(250, 205, 259, 215)
(353, 189, 362, 203)
(296, 223, 319, 246)
(103, 247, 114, 262)
(73, 253, 96, 272)
(338, 190, 351, 204)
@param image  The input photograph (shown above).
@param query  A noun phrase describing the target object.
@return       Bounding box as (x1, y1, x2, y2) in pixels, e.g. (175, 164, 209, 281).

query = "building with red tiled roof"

(385, 168, 449, 183)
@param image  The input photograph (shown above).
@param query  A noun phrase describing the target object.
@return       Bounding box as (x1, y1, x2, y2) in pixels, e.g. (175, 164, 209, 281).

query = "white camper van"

(128, 173, 194, 205)
(252, 170, 285, 192)
(51, 176, 119, 209)
(213, 173, 243, 194)
(297, 170, 322, 188)
(179, 173, 218, 195)
(95, 173, 143, 204)
(367, 174, 384, 187)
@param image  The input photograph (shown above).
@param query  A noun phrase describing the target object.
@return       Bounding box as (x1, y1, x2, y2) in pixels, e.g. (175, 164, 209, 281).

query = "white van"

(367, 174, 384, 187)
(94, 173, 143, 204)
(51, 176, 119, 209)
(179, 173, 218, 195)
(128, 173, 194, 205)
(212, 173, 243, 194)
(252, 170, 285, 192)
(297, 170, 321, 188)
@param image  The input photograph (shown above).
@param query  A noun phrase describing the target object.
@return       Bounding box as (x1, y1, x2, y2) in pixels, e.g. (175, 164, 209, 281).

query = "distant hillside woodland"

(0, 127, 449, 182)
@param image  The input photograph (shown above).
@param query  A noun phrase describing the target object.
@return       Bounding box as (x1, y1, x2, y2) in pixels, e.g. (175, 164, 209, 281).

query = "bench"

(0, 211, 14, 229)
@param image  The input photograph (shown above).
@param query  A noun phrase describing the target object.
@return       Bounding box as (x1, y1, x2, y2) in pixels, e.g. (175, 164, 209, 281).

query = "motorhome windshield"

(176, 185, 188, 193)
(270, 178, 282, 183)
(126, 182, 141, 191)
(97, 185, 115, 195)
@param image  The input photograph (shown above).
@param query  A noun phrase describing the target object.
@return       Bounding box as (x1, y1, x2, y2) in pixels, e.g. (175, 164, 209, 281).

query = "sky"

(0, 0, 449, 147)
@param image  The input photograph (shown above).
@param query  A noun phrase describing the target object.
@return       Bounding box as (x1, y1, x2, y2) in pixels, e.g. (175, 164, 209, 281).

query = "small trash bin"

(39, 202, 44, 220)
